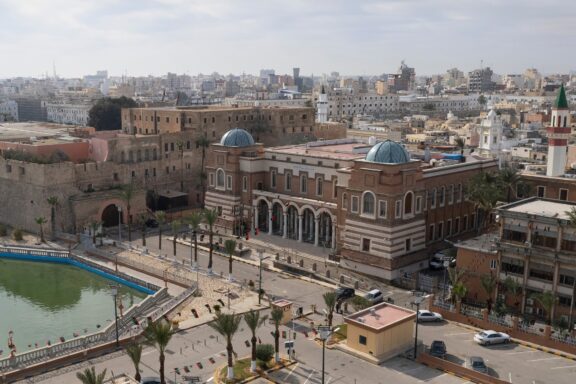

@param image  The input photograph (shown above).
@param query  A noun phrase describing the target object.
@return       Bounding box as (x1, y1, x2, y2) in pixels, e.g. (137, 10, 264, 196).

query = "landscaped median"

(213, 355, 296, 383)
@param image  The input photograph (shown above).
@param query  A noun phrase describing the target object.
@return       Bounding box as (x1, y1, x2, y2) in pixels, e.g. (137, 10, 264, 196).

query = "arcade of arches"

(255, 198, 336, 249)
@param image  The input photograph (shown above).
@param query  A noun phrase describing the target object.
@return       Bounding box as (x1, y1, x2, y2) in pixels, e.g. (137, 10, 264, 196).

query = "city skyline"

(1, 0, 576, 78)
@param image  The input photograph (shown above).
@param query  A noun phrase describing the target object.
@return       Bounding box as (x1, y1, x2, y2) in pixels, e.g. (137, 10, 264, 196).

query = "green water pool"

(0, 258, 147, 355)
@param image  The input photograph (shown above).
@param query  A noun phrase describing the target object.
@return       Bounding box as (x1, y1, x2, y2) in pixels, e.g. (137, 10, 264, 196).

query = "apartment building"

(456, 198, 576, 328)
(323, 89, 399, 120)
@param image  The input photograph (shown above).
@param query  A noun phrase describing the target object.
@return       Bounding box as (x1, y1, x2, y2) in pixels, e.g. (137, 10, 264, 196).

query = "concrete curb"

(448, 320, 576, 361)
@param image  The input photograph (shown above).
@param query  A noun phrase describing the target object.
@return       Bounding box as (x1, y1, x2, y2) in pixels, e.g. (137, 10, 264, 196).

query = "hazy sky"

(1, 0, 575, 78)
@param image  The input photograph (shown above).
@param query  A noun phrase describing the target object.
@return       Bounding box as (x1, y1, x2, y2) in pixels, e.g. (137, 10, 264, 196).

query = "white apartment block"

(325, 89, 399, 119)
(0, 100, 18, 121)
(399, 95, 481, 113)
(46, 103, 91, 126)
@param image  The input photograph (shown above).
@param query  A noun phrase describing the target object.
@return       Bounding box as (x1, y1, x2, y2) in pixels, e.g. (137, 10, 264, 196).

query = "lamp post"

(318, 326, 339, 384)
(412, 296, 427, 360)
(117, 206, 122, 243)
(110, 285, 120, 348)
(257, 249, 269, 305)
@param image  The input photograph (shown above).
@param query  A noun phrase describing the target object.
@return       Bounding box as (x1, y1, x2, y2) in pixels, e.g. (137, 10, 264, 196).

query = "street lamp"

(412, 296, 427, 360)
(318, 325, 339, 384)
(110, 285, 120, 348)
(257, 249, 269, 305)
(117, 206, 122, 243)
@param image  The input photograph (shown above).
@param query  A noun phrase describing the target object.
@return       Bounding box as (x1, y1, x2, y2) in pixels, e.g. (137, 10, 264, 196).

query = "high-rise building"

(468, 67, 495, 93)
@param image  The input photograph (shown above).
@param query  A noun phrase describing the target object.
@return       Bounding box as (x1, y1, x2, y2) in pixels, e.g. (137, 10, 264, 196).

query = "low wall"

(418, 353, 509, 384)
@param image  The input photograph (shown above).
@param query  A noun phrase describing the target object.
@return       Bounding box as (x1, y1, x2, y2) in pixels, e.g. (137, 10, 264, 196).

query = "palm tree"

(208, 313, 242, 381)
(47, 196, 59, 241)
(90, 221, 99, 245)
(498, 166, 521, 203)
(76, 367, 107, 384)
(155, 211, 166, 250)
(323, 291, 337, 328)
(138, 214, 148, 247)
(244, 310, 268, 372)
(203, 209, 218, 273)
(35, 217, 47, 243)
(465, 172, 503, 232)
(454, 136, 465, 156)
(480, 274, 497, 313)
(270, 308, 283, 363)
(531, 291, 557, 325)
(186, 211, 202, 268)
(448, 267, 467, 304)
(144, 320, 174, 384)
(196, 135, 211, 206)
(224, 239, 237, 281)
(452, 282, 468, 304)
(120, 183, 135, 242)
(503, 276, 522, 312)
(125, 343, 143, 382)
(171, 220, 181, 257)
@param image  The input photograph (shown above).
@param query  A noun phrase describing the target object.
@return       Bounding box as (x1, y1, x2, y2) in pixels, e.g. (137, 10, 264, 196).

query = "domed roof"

(220, 128, 255, 147)
(365, 140, 411, 164)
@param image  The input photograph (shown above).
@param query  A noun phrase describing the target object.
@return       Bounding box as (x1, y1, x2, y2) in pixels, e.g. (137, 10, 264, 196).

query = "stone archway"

(271, 202, 284, 235)
(256, 200, 269, 233)
(286, 205, 299, 240)
(302, 208, 316, 244)
(101, 204, 122, 227)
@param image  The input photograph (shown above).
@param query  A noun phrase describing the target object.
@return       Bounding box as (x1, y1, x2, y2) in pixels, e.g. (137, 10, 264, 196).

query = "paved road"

(419, 321, 576, 384)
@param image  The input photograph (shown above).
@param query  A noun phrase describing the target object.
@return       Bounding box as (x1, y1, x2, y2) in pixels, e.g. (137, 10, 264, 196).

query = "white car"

(417, 310, 443, 322)
(474, 330, 510, 345)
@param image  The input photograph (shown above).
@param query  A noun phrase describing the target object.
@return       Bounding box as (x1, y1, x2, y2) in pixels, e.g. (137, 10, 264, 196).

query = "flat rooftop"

(268, 140, 369, 161)
(127, 105, 309, 112)
(504, 199, 576, 220)
(0, 122, 82, 141)
(345, 303, 415, 331)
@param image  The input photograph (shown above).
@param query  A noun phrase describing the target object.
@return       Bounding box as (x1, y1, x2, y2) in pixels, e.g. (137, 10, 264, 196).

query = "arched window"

(404, 191, 413, 215)
(216, 169, 225, 188)
(362, 191, 375, 216)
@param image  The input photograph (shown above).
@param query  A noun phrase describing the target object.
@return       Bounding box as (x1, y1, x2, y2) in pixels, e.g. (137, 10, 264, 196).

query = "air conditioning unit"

(526, 298, 534, 306)
(525, 306, 533, 314)
(497, 294, 505, 301)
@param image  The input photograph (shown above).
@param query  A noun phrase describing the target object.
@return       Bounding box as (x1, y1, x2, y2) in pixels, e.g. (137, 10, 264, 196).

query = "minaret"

(546, 84, 571, 177)
(316, 85, 328, 123)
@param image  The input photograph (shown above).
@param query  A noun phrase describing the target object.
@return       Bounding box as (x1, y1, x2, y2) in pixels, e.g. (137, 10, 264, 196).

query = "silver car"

(417, 309, 443, 322)
(473, 330, 510, 345)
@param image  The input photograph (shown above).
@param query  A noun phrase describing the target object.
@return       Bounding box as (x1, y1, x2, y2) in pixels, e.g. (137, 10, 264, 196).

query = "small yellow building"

(271, 299, 293, 325)
(344, 302, 416, 363)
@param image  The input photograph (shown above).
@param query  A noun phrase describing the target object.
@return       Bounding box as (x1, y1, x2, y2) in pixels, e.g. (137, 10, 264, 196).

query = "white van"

(364, 289, 384, 304)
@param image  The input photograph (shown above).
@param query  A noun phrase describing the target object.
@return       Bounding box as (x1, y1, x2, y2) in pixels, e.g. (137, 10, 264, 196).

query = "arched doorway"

(318, 212, 333, 248)
(102, 204, 122, 227)
(286, 205, 299, 239)
(302, 208, 316, 244)
(257, 200, 269, 233)
(271, 202, 284, 235)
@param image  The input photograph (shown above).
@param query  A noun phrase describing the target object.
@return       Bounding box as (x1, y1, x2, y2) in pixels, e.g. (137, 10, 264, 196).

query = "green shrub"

(13, 228, 23, 241)
(0, 224, 7, 236)
(255, 344, 274, 368)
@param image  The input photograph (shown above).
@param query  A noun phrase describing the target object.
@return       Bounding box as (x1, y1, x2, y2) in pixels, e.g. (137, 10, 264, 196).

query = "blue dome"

(220, 128, 255, 147)
(365, 140, 411, 164)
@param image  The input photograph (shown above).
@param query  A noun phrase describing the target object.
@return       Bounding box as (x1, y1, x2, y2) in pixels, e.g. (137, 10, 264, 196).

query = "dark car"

(145, 218, 159, 228)
(429, 340, 447, 359)
(140, 377, 161, 384)
(335, 287, 355, 300)
(469, 356, 488, 374)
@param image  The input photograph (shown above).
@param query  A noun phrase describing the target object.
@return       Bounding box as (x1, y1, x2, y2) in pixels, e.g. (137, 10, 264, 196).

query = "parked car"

(473, 330, 510, 345)
(145, 218, 159, 228)
(335, 287, 355, 301)
(469, 356, 488, 374)
(364, 289, 384, 304)
(429, 340, 447, 359)
(417, 309, 443, 322)
(141, 377, 161, 384)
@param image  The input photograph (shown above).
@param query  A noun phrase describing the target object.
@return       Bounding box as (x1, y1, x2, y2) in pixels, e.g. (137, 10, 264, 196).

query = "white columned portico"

(268, 208, 273, 235)
(282, 212, 288, 238)
(298, 215, 303, 242)
(314, 216, 319, 246)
